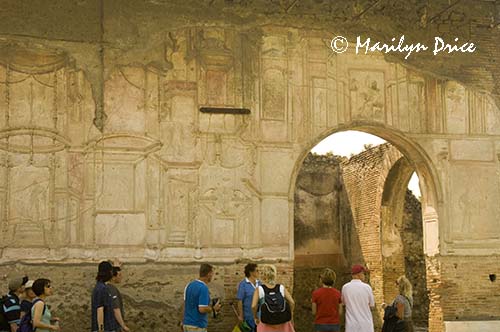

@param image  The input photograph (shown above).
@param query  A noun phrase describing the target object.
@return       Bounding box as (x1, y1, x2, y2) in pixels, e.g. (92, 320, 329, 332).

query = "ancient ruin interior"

(1, 0, 500, 331)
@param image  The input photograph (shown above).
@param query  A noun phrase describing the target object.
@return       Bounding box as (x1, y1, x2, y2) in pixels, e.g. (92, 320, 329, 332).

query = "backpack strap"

(32, 299, 46, 316)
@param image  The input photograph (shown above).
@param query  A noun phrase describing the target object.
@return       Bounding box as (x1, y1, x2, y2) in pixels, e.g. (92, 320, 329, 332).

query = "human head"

(24, 280, 36, 299)
(397, 275, 413, 299)
(112, 266, 123, 283)
(259, 264, 277, 284)
(320, 268, 336, 286)
(32, 278, 52, 297)
(8, 275, 28, 294)
(244, 263, 258, 278)
(199, 264, 214, 282)
(351, 264, 367, 280)
(96, 261, 113, 282)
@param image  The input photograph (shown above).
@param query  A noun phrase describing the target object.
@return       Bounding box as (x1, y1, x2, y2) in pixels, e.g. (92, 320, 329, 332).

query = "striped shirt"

(2, 293, 21, 326)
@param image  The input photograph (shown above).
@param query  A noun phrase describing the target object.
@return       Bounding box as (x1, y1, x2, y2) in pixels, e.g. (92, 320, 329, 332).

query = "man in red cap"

(341, 265, 375, 332)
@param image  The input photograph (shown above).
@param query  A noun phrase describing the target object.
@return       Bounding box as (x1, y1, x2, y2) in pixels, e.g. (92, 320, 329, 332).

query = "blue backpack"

(17, 299, 45, 332)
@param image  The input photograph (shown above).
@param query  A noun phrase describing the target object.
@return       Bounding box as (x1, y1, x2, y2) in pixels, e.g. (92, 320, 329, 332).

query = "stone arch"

(289, 121, 443, 257)
(289, 121, 443, 331)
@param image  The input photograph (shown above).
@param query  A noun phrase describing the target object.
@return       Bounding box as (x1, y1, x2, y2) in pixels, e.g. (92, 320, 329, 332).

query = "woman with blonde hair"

(251, 264, 295, 332)
(393, 275, 414, 332)
(311, 268, 342, 332)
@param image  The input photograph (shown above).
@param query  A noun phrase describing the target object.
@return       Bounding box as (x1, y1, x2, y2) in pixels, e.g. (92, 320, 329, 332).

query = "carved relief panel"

(0, 46, 89, 249)
(349, 69, 385, 122)
(162, 168, 198, 246)
(85, 135, 161, 247)
(259, 32, 290, 142)
(198, 165, 255, 248)
(187, 28, 241, 108)
(195, 132, 259, 248)
(444, 81, 467, 134)
(104, 66, 163, 136)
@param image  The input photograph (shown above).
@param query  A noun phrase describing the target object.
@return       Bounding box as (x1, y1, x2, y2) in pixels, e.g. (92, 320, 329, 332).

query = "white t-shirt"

(341, 279, 375, 332)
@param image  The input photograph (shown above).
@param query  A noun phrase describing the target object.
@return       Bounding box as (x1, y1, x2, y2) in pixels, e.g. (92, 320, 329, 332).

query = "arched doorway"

(290, 124, 442, 332)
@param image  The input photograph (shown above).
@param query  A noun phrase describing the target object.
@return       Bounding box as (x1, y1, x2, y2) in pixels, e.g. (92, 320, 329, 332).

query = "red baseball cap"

(351, 264, 368, 274)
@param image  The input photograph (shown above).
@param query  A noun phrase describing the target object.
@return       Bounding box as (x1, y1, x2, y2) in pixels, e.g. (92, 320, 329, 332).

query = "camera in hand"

(212, 298, 220, 318)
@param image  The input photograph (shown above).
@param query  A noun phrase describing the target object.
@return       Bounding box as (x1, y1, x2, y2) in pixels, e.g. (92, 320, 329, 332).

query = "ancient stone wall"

(293, 153, 354, 332)
(293, 148, 428, 332)
(0, 262, 294, 332)
(341, 145, 401, 316)
(2, 1, 500, 331)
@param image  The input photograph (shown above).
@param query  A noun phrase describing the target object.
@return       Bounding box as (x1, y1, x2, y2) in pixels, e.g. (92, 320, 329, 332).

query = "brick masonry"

(293, 145, 429, 331)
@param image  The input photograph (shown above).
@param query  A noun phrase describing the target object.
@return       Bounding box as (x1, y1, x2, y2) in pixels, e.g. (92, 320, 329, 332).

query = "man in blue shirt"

(181, 264, 221, 332)
(236, 263, 260, 332)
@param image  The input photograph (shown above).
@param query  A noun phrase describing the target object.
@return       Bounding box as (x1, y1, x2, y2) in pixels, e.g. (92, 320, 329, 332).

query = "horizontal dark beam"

(199, 107, 251, 115)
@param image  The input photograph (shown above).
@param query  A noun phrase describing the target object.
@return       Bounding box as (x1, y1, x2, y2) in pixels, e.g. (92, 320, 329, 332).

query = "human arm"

(368, 287, 375, 309)
(197, 286, 220, 314)
(32, 301, 59, 331)
(97, 306, 104, 331)
(396, 301, 405, 320)
(198, 300, 221, 314)
(311, 302, 317, 316)
(236, 282, 244, 321)
(237, 300, 244, 321)
(284, 288, 295, 319)
(113, 308, 129, 332)
(251, 288, 260, 324)
(9, 323, 17, 332)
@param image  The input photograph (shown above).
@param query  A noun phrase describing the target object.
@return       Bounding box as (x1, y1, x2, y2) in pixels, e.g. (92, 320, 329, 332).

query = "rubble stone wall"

(293, 148, 428, 331)
(2, 1, 500, 331)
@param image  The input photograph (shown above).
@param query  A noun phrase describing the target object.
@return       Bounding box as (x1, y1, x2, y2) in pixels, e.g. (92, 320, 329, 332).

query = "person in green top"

(31, 279, 60, 332)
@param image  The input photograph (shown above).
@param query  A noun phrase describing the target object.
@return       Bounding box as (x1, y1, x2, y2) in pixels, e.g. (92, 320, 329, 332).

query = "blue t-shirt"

(183, 280, 210, 328)
(236, 278, 260, 328)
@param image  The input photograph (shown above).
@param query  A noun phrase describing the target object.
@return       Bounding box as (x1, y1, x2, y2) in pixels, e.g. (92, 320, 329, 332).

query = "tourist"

(108, 264, 129, 332)
(0, 275, 28, 332)
(31, 278, 60, 332)
(20, 280, 36, 320)
(251, 264, 295, 332)
(237, 263, 261, 332)
(181, 263, 221, 332)
(391, 276, 414, 332)
(312, 268, 342, 332)
(92, 261, 119, 332)
(341, 265, 375, 332)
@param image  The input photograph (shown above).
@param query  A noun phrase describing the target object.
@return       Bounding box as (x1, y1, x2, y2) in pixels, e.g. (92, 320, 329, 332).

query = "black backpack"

(259, 284, 291, 325)
(381, 302, 406, 332)
(18, 298, 45, 332)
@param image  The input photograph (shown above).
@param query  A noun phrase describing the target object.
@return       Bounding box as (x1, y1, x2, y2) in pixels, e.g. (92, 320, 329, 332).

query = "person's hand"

(51, 317, 60, 322)
(238, 315, 243, 322)
(50, 325, 60, 331)
(122, 325, 130, 332)
(213, 300, 222, 312)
